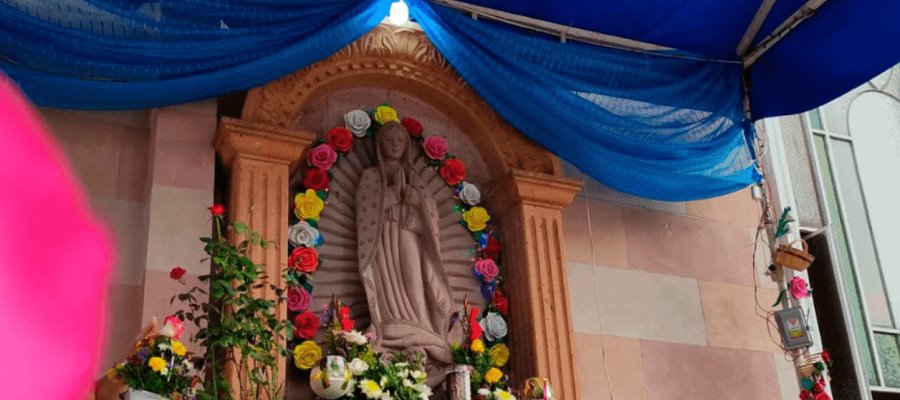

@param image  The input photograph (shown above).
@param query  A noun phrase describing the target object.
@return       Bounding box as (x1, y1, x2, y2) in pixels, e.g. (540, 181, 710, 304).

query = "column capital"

(215, 117, 315, 169)
(495, 169, 583, 210)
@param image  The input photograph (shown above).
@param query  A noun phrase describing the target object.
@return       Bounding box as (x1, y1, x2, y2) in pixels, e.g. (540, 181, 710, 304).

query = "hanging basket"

(775, 240, 815, 271)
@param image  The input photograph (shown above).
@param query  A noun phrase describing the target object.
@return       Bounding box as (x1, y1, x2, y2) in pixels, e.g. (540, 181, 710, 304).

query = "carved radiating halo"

(285, 104, 513, 392)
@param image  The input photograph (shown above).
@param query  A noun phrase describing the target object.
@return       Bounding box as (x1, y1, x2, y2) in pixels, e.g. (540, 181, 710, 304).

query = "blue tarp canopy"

(1, 0, 898, 200)
(463, 0, 900, 119)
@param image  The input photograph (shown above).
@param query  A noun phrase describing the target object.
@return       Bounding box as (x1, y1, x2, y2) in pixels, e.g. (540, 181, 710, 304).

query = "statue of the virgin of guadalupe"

(355, 121, 454, 370)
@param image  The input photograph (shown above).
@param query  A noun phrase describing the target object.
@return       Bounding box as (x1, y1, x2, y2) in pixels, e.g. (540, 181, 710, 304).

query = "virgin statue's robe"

(356, 166, 454, 366)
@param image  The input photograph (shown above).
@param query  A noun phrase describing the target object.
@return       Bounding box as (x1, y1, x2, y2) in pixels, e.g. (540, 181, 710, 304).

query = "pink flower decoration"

(287, 286, 312, 312)
(789, 276, 810, 299)
(474, 258, 500, 282)
(307, 143, 338, 170)
(423, 136, 448, 160)
(160, 315, 185, 339)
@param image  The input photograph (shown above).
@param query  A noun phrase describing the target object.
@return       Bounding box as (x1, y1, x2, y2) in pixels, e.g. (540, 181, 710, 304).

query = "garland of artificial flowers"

(284, 104, 513, 396)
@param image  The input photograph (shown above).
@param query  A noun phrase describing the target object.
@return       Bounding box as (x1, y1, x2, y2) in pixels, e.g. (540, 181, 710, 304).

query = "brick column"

(493, 169, 583, 400)
(214, 117, 314, 397)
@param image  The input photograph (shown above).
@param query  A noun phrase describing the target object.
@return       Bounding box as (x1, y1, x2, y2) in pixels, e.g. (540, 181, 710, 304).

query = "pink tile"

(700, 281, 784, 353)
(587, 199, 628, 268)
(150, 108, 216, 190)
(574, 333, 611, 399)
(141, 270, 206, 353)
(641, 340, 781, 400)
(563, 200, 592, 265)
(624, 207, 756, 286)
(100, 284, 143, 373)
(603, 336, 648, 400)
(686, 188, 762, 229)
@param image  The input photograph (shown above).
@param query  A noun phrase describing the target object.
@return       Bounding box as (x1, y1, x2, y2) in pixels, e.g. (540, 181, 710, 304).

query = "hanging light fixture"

(389, 0, 409, 25)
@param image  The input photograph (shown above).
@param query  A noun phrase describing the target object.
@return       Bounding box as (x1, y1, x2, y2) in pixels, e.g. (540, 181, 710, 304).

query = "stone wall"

(40, 102, 217, 377)
(562, 160, 799, 399)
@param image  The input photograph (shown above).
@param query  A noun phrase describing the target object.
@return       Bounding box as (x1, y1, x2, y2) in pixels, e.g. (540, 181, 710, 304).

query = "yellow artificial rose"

(484, 367, 503, 384)
(470, 339, 485, 353)
(294, 189, 325, 221)
(494, 389, 515, 400)
(293, 340, 323, 370)
(462, 206, 491, 232)
(373, 105, 399, 125)
(489, 343, 510, 367)
(171, 340, 187, 357)
(148, 357, 168, 374)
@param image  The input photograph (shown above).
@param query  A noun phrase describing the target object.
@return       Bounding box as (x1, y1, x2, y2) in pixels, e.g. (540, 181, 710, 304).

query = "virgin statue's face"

(379, 127, 407, 161)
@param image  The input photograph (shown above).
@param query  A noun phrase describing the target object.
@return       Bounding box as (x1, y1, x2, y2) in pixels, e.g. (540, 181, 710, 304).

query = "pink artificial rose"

(789, 276, 810, 299)
(423, 136, 448, 160)
(160, 315, 185, 339)
(307, 143, 338, 170)
(474, 258, 500, 282)
(287, 286, 312, 312)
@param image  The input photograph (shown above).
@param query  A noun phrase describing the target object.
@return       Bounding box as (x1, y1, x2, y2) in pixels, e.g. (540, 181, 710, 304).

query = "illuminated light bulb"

(389, 0, 409, 25)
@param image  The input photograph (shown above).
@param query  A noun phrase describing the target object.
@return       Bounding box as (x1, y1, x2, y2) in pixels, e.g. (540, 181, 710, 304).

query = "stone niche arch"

(215, 24, 583, 399)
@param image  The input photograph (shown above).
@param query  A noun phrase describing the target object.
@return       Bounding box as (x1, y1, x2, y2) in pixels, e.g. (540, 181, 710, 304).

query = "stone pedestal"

(494, 169, 583, 400)
(214, 117, 314, 398)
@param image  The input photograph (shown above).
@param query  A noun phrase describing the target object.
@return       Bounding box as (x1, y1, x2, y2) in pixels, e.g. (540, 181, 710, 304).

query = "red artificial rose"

(813, 393, 831, 400)
(492, 290, 509, 315)
(288, 247, 319, 273)
(293, 311, 320, 339)
(327, 127, 354, 153)
(483, 235, 501, 260)
(208, 204, 225, 216)
(169, 266, 186, 280)
(401, 117, 423, 137)
(799, 390, 813, 400)
(303, 168, 330, 191)
(813, 382, 826, 394)
(339, 306, 351, 320)
(469, 322, 483, 342)
(439, 158, 466, 186)
(340, 317, 354, 332)
(821, 350, 831, 364)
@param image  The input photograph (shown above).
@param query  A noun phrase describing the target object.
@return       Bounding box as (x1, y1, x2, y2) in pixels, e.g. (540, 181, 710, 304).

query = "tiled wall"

(40, 102, 216, 377)
(562, 162, 800, 399)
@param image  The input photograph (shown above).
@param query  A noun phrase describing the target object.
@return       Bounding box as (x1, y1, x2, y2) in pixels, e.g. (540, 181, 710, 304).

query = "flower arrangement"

(798, 351, 833, 400)
(304, 296, 431, 400)
(450, 300, 514, 399)
(169, 206, 293, 400)
(287, 103, 514, 398)
(108, 315, 201, 400)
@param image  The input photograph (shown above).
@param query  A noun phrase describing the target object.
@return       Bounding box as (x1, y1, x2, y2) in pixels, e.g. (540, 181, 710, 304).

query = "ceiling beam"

(736, 0, 777, 56)
(743, 0, 828, 67)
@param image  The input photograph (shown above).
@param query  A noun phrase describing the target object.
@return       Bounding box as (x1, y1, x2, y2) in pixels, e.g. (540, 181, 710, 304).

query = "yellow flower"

(484, 367, 503, 384)
(373, 105, 399, 125)
(148, 357, 168, 374)
(171, 340, 187, 357)
(470, 339, 485, 353)
(293, 340, 323, 370)
(462, 206, 491, 232)
(489, 343, 510, 367)
(494, 389, 515, 400)
(294, 189, 325, 221)
(359, 379, 383, 399)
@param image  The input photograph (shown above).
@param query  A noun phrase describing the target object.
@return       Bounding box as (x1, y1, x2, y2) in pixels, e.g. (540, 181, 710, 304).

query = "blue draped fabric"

(0, 0, 391, 109)
(410, 0, 758, 200)
(4, 1, 893, 200)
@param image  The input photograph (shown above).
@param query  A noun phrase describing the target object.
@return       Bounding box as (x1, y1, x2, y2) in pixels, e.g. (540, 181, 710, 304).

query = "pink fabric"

(0, 76, 113, 399)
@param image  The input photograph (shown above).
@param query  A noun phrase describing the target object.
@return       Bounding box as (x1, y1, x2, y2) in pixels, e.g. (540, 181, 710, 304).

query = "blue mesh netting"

(0, 0, 759, 200)
(0, 0, 391, 109)
(411, 1, 759, 200)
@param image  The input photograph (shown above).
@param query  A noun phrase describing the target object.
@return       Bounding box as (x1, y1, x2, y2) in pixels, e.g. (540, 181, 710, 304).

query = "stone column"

(493, 169, 583, 400)
(214, 117, 314, 397)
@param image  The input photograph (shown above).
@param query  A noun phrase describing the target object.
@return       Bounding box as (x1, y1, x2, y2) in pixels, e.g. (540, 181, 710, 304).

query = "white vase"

(310, 355, 354, 400)
(125, 389, 168, 400)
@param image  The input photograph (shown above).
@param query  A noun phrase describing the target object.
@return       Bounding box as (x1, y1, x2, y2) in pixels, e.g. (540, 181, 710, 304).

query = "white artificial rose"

(458, 182, 481, 206)
(343, 330, 368, 345)
(479, 312, 508, 341)
(344, 109, 372, 137)
(477, 388, 491, 396)
(288, 221, 320, 248)
(349, 358, 369, 376)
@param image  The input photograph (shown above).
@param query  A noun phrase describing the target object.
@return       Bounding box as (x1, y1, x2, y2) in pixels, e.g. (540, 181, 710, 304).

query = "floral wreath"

(285, 104, 512, 396)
